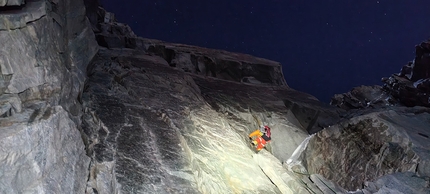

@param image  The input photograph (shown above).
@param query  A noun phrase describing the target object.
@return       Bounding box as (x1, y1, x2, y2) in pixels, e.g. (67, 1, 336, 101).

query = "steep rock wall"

(82, 47, 349, 193)
(0, 0, 97, 192)
(82, 48, 289, 193)
(80, 6, 347, 193)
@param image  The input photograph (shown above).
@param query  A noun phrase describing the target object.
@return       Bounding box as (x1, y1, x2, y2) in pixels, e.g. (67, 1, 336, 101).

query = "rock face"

(0, 0, 97, 192)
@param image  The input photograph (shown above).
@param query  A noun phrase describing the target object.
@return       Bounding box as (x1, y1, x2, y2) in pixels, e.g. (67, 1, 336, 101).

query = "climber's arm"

(249, 130, 262, 138)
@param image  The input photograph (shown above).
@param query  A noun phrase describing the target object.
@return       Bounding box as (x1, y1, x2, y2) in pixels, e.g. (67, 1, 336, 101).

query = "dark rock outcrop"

(400, 41, 430, 82)
(142, 39, 288, 87)
(88, 7, 288, 87)
(332, 40, 430, 110)
(383, 41, 430, 106)
(330, 85, 393, 110)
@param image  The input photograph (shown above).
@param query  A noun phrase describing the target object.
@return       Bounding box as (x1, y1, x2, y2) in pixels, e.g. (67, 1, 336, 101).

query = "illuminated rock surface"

(81, 45, 334, 193)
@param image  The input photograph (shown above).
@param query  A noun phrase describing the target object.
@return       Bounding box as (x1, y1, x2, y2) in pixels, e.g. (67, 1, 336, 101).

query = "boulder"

(301, 107, 430, 191)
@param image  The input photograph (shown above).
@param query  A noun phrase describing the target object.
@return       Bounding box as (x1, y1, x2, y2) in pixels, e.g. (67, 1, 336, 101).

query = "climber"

(248, 125, 271, 151)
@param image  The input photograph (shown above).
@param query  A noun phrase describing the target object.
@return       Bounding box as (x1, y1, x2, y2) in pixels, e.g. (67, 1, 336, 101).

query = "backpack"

(262, 126, 271, 141)
(266, 127, 271, 137)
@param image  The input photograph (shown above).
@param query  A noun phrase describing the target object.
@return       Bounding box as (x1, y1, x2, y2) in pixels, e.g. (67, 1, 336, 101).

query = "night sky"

(100, 0, 430, 102)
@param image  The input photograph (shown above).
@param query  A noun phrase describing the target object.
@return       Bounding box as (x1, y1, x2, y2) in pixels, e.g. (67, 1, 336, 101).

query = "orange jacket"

(249, 129, 270, 151)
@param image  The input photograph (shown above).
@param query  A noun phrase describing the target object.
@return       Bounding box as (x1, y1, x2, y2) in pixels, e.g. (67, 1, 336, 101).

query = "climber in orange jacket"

(249, 125, 271, 151)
